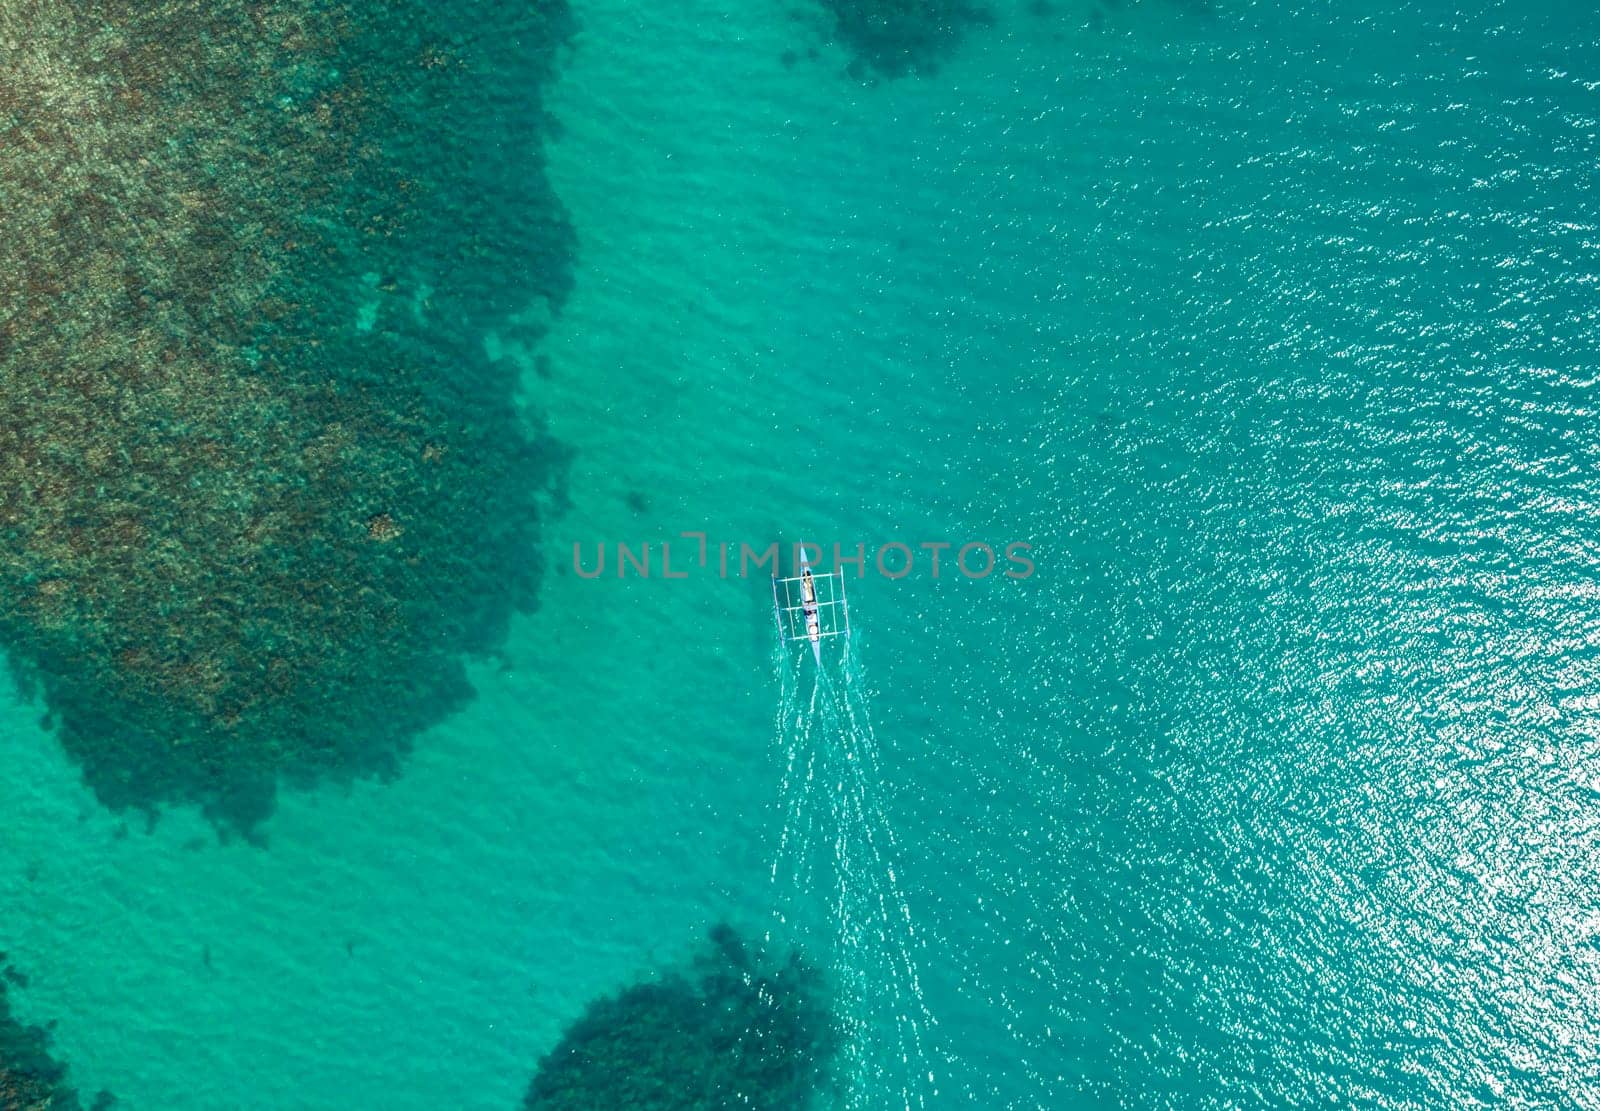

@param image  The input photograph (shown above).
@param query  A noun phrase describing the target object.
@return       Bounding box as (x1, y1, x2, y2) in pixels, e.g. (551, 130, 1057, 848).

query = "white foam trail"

(768, 634, 936, 1110)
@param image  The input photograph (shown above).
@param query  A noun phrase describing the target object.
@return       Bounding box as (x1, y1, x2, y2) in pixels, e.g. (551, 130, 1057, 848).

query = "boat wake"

(767, 634, 936, 1110)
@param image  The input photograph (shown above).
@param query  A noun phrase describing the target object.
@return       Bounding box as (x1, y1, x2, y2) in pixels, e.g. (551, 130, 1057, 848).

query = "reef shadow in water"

(0, 961, 109, 1111)
(523, 925, 842, 1110)
(0, 1, 577, 834)
(814, 0, 996, 80)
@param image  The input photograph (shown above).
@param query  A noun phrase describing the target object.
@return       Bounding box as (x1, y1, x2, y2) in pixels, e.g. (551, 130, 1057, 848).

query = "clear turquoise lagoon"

(4, 0, 1600, 1106)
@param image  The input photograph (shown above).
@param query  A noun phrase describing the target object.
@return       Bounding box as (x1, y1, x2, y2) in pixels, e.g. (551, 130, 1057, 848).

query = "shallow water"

(4, 0, 1600, 1106)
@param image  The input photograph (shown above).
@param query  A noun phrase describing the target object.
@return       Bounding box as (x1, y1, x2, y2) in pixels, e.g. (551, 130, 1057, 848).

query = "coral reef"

(523, 925, 841, 1110)
(0, 964, 97, 1111)
(817, 0, 994, 79)
(0, 1, 576, 831)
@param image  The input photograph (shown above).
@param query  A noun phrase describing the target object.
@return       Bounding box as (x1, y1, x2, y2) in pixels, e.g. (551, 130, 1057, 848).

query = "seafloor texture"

(0, 965, 86, 1111)
(0, 1, 574, 832)
(810, 0, 995, 79)
(522, 926, 840, 1110)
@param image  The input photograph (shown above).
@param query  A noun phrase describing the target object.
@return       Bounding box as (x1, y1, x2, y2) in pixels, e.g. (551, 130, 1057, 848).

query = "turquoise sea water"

(5, 0, 1600, 1106)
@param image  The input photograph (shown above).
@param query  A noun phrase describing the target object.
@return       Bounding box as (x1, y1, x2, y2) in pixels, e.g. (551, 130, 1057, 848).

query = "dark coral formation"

(0, 2, 575, 831)
(818, 0, 995, 79)
(0, 964, 98, 1111)
(523, 926, 841, 1110)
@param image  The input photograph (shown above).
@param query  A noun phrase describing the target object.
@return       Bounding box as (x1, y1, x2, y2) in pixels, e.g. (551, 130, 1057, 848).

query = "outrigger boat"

(772, 553, 850, 664)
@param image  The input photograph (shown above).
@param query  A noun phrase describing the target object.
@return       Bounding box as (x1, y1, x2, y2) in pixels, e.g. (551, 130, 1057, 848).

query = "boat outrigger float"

(772, 554, 851, 664)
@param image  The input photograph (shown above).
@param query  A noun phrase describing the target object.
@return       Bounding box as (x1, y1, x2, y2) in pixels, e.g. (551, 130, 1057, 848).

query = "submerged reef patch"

(0, 963, 100, 1111)
(816, 0, 995, 79)
(0, 1, 576, 832)
(523, 925, 841, 1110)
